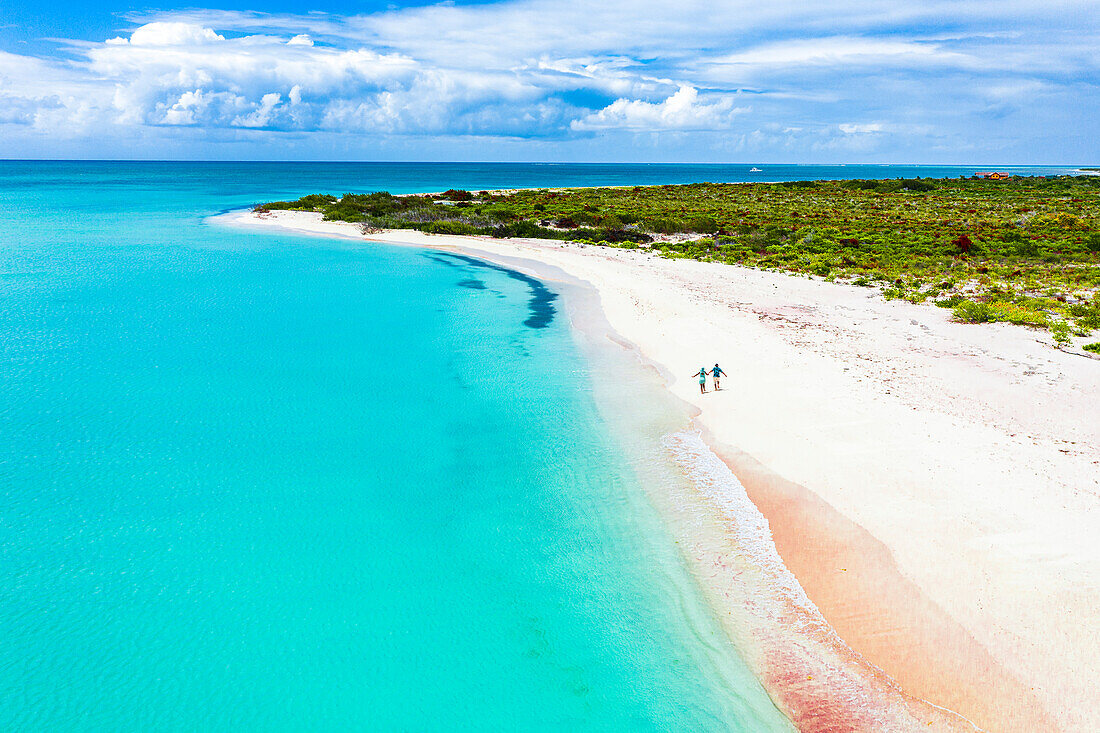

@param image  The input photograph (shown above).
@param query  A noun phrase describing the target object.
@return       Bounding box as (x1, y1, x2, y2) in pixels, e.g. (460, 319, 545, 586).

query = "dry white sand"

(227, 209, 1100, 731)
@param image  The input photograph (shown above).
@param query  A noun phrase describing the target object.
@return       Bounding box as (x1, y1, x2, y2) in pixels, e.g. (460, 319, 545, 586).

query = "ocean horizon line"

(0, 159, 1092, 167)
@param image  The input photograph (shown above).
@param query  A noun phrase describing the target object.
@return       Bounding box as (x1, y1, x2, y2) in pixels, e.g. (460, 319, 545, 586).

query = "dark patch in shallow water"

(426, 252, 558, 329)
(456, 278, 487, 290)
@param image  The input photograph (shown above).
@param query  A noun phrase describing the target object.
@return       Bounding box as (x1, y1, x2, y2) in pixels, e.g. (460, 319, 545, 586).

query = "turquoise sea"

(0, 162, 1079, 730)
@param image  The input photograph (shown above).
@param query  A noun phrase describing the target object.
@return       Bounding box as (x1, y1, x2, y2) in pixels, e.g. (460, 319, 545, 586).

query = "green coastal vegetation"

(257, 175, 1100, 342)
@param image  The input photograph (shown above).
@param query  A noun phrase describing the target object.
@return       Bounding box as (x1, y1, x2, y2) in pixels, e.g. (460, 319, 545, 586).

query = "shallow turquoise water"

(0, 163, 799, 730)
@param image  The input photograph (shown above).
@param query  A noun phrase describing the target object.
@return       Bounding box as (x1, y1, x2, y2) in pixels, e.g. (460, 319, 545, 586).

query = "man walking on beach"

(712, 363, 726, 390)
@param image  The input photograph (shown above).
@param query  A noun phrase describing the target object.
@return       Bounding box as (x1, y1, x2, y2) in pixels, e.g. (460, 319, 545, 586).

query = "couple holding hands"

(691, 363, 726, 394)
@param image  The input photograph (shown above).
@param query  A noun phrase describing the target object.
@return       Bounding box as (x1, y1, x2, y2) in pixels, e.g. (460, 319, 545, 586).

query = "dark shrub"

(422, 220, 480, 235)
(952, 234, 973, 254)
(597, 229, 653, 244)
(901, 178, 935, 192)
(644, 217, 682, 234)
(1014, 239, 1040, 257)
(492, 220, 552, 238)
(687, 215, 719, 234)
(259, 193, 337, 211)
(335, 192, 408, 217)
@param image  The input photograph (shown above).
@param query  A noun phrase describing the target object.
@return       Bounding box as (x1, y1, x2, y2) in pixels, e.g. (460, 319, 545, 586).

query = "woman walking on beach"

(712, 363, 726, 390)
(692, 366, 710, 394)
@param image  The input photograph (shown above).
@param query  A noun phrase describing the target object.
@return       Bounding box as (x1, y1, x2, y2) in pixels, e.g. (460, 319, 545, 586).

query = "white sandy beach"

(228, 209, 1099, 732)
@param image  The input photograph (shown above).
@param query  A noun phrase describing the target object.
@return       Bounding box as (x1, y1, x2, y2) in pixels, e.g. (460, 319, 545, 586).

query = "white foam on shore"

(663, 430, 821, 614)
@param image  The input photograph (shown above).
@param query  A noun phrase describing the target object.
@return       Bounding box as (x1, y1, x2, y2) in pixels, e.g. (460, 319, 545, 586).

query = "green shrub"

(953, 300, 992, 323)
(882, 286, 907, 300)
(1067, 300, 1100, 330)
(644, 217, 682, 234)
(337, 192, 405, 216)
(686, 215, 719, 234)
(987, 303, 1049, 328)
(569, 227, 652, 244)
(953, 299, 1049, 327)
(1013, 240, 1040, 257)
(422, 220, 480, 235)
(491, 220, 556, 239)
(258, 193, 337, 211)
(1051, 321, 1072, 346)
(900, 178, 935, 192)
(1083, 342, 1100, 353)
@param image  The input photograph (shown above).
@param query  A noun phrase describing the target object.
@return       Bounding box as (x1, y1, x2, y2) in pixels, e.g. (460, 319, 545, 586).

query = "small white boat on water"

(749, 167, 762, 172)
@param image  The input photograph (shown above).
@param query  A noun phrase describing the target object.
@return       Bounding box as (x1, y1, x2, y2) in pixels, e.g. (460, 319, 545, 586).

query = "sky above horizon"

(1, 0, 1097, 163)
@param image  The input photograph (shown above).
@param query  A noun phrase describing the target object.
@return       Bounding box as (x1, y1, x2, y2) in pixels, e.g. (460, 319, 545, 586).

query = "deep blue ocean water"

(0, 161, 1079, 730)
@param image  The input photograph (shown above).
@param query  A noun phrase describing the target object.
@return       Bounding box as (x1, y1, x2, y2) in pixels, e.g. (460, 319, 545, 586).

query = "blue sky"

(1, 0, 1097, 162)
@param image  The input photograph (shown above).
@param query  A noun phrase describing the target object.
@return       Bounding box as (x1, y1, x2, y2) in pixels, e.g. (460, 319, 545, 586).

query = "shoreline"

(219, 208, 1100, 731)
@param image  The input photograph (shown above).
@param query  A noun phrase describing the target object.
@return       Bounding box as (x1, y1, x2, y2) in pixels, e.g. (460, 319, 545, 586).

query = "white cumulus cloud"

(108, 21, 226, 46)
(233, 92, 283, 128)
(572, 86, 748, 131)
